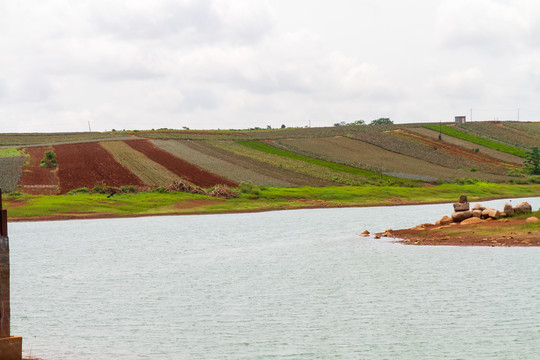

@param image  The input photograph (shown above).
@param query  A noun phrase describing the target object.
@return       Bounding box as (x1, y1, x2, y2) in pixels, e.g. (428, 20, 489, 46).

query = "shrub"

(524, 146, 540, 175)
(40, 150, 57, 168)
(238, 181, 260, 195)
(67, 187, 89, 195)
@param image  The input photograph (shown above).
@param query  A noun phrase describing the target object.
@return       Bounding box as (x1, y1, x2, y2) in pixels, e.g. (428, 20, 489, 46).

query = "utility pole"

(517, 108, 520, 121)
(88, 121, 92, 132)
(470, 108, 473, 122)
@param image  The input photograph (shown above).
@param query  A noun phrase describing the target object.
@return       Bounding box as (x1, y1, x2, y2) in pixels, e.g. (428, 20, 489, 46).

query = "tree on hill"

(333, 120, 365, 126)
(370, 118, 393, 125)
(524, 146, 540, 175)
(40, 150, 57, 168)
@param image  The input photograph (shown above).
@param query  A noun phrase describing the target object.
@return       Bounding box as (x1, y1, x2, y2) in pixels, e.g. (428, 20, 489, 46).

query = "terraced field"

(100, 141, 180, 187)
(459, 122, 540, 149)
(409, 127, 524, 165)
(424, 124, 527, 157)
(276, 137, 510, 182)
(54, 142, 144, 193)
(125, 139, 237, 188)
(2, 121, 538, 194)
(210, 140, 399, 185)
(18, 146, 60, 194)
(151, 140, 318, 187)
(391, 130, 518, 173)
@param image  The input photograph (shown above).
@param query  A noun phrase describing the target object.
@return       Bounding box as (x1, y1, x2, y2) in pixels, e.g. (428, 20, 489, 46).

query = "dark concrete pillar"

(0, 190, 22, 360)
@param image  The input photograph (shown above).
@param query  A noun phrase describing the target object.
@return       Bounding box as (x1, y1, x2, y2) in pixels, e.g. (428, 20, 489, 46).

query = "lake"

(9, 197, 540, 359)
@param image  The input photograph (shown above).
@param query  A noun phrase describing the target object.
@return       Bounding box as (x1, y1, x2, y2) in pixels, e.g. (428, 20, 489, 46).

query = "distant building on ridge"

(455, 116, 466, 124)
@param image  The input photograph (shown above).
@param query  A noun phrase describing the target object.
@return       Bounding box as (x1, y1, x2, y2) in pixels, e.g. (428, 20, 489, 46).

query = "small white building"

(455, 116, 466, 124)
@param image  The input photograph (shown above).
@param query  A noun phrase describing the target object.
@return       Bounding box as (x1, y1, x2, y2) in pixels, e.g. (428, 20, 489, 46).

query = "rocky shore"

(365, 196, 540, 246)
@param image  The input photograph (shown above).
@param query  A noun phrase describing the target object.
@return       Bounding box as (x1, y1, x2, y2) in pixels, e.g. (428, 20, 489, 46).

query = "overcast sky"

(1, 0, 540, 133)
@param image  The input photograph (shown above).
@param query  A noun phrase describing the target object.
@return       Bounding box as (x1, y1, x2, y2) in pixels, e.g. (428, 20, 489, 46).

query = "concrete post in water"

(0, 189, 22, 360)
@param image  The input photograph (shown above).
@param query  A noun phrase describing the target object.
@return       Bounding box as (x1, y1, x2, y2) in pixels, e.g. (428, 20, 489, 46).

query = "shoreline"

(7, 194, 536, 223)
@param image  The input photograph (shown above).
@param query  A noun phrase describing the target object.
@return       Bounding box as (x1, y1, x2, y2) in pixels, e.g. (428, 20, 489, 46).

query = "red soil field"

(18, 146, 60, 194)
(394, 130, 519, 169)
(54, 142, 145, 193)
(124, 140, 237, 187)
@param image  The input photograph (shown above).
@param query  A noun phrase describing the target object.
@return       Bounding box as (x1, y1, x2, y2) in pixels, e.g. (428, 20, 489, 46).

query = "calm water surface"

(9, 197, 540, 359)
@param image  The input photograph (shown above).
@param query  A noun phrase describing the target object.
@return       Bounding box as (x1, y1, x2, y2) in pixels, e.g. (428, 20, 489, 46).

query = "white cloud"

(1, 0, 540, 132)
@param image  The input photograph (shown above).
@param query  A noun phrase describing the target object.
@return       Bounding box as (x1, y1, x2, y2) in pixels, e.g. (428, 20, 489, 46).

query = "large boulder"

(452, 211, 472, 222)
(503, 203, 515, 217)
(526, 216, 539, 223)
(472, 209, 483, 218)
(460, 217, 484, 225)
(453, 202, 470, 212)
(513, 202, 532, 214)
(471, 203, 485, 211)
(439, 215, 453, 225)
(482, 208, 500, 219)
(458, 194, 468, 203)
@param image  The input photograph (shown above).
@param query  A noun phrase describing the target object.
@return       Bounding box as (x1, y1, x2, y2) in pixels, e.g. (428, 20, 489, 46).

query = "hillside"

(1, 121, 539, 194)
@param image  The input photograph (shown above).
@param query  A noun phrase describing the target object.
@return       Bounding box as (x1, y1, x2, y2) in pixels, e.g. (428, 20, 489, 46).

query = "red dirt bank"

(393, 218, 540, 246)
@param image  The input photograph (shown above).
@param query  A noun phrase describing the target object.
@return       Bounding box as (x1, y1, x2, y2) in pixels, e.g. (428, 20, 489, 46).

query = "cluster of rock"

(437, 194, 535, 225)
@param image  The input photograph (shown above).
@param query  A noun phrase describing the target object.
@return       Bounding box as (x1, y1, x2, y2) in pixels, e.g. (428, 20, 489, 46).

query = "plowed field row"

(124, 140, 237, 188)
(278, 137, 511, 182)
(151, 140, 303, 187)
(408, 127, 523, 164)
(185, 140, 333, 187)
(100, 141, 180, 187)
(393, 130, 519, 169)
(18, 146, 60, 194)
(461, 122, 540, 148)
(54, 142, 144, 193)
(209, 140, 384, 185)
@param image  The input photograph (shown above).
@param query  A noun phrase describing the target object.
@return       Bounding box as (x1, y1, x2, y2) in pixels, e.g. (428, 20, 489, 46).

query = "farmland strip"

(54, 142, 144, 193)
(424, 125, 527, 157)
(408, 127, 524, 165)
(193, 140, 334, 186)
(392, 130, 519, 170)
(237, 141, 394, 179)
(278, 136, 512, 182)
(151, 139, 306, 187)
(100, 141, 180, 187)
(124, 139, 237, 188)
(210, 140, 383, 185)
(17, 146, 60, 194)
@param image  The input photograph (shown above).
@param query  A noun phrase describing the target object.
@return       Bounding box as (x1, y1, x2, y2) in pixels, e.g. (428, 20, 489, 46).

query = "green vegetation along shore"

(5, 183, 539, 222)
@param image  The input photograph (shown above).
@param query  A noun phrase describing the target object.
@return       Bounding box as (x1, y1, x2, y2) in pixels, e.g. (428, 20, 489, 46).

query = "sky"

(1, 0, 540, 133)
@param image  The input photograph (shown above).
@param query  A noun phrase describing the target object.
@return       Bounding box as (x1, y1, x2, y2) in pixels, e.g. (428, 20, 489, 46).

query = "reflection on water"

(9, 198, 540, 359)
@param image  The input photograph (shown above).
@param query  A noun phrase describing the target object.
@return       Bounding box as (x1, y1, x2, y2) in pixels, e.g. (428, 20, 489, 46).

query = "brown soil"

(17, 146, 60, 194)
(124, 139, 238, 188)
(54, 142, 145, 193)
(393, 218, 540, 246)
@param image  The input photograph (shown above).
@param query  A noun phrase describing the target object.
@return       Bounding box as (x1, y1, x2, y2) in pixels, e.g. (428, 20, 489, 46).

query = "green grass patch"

(0, 148, 22, 157)
(236, 140, 397, 180)
(5, 183, 539, 220)
(424, 125, 527, 157)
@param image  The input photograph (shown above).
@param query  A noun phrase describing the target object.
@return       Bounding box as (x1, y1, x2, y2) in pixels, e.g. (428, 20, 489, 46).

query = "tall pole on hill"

(88, 120, 92, 132)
